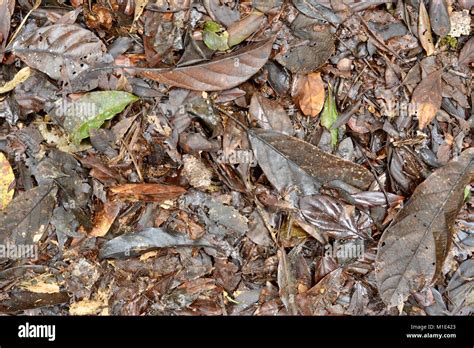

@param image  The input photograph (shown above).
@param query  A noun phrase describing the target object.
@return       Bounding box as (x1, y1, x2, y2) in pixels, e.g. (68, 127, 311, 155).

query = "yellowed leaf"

(418, 1, 435, 56)
(131, 0, 148, 31)
(69, 299, 108, 315)
(0, 152, 15, 210)
(297, 72, 325, 117)
(18, 274, 60, 294)
(0, 67, 32, 94)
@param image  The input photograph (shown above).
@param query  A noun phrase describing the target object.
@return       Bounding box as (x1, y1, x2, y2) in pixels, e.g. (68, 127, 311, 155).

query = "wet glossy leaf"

(249, 129, 373, 199)
(299, 194, 364, 239)
(375, 148, 474, 310)
(0, 152, 14, 210)
(249, 94, 292, 135)
(0, 184, 57, 251)
(13, 24, 111, 81)
(141, 38, 275, 91)
(411, 69, 442, 129)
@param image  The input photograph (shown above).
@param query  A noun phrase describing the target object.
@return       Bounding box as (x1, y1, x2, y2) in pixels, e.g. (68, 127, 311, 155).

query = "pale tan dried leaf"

(418, 1, 435, 56)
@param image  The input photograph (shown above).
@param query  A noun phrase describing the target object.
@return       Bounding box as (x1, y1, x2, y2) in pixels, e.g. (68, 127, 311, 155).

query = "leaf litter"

(0, 0, 472, 317)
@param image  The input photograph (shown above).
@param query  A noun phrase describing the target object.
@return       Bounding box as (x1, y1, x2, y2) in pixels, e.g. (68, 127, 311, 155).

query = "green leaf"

(464, 185, 471, 201)
(203, 21, 229, 51)
(61, 91, 138, 144)
(320, 84, 338, 147)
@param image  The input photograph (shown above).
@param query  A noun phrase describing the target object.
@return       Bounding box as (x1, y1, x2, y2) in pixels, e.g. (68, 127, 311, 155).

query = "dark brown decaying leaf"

(446, 259, 474, 314)
(459, 36, 474, 67)
(141, 38, 275, 91)
(429, 0, 450, 37)
(249, 94, 293, 135)
(13, 24, 111, 81)
(411, 69, 443, 129)
(109, 183, 186, 202)
(299, 194, 364, 239)
(275, 29, 335, 74)
(0, 184, 57, 251)
(375, 148, 474, 310)
(291, 0, 341, 24)
(0, 0, 15, 56)
(99, 228, 205, 259)
(249, 129, 373, 198)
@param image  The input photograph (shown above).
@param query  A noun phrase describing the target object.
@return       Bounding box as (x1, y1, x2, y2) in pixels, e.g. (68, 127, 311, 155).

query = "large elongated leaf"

(0, 184, 57, 252)
(141, 38, 274, 91)
(249, 129, 373, 198)
(375, 148, 474, 310)
(13, 24, 111, 81)
(99, 228, 205, 259)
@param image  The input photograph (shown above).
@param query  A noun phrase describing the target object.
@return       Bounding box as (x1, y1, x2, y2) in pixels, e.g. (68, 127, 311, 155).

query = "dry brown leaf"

(296, 72, 325, 117)
(376, 148, 474, 310)
(90, 201, 123, 237)
(109, 183, 186, 202)
(418, 1, 435, 56)
(411, 69, 442, 129)
(141, 38, 274, 91)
